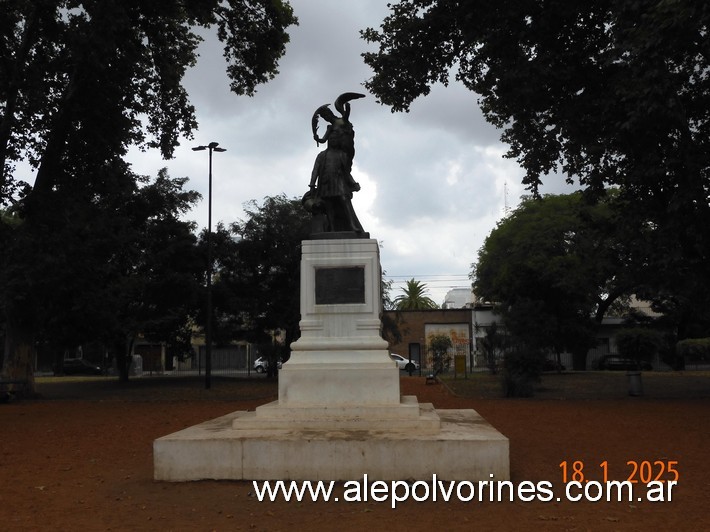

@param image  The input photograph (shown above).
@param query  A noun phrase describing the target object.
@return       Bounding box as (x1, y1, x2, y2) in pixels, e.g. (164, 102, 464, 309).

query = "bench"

(0, 379, 30, 402)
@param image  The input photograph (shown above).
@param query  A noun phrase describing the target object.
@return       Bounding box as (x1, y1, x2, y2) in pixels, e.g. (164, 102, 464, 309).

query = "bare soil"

(1, 371, 708, 531)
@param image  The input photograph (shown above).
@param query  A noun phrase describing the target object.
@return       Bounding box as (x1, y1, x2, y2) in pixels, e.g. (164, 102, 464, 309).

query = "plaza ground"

(1, 371, 708, 531)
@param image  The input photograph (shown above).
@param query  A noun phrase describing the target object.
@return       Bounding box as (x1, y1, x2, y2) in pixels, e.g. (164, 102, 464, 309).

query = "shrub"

(676, 338, 710, 365)
(615, 328, 662, 363)
(428, 334, 453, 374)
(501, 347, 544, 397)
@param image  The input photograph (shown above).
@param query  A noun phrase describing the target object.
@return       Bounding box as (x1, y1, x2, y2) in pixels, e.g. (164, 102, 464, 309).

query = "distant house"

(442, 288, 474, 309)
(384, 306, 488, 371)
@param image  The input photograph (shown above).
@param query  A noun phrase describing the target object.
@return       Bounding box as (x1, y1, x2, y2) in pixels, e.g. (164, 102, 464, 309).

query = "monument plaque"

(315, 266, 365, 305)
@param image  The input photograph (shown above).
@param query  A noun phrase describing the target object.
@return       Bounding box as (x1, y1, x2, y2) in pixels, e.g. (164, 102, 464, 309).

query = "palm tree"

(393, 279, 439, 310)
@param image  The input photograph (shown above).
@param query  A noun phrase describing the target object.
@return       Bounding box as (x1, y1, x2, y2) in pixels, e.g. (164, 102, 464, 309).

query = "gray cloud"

(126, 0, 577, 305)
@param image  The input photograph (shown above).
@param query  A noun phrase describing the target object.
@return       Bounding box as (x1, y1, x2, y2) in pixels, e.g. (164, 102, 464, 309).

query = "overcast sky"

(126, 0, 576, 305)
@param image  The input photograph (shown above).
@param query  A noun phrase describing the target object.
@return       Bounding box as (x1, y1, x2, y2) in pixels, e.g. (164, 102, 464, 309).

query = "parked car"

(389, 353, 420, 371)
(253, 356, 282, 373)
(596, 355, 652, 371)
(61, 358, 103, 375)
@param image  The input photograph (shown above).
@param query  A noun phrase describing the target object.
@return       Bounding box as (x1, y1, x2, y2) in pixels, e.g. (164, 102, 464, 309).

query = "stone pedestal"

(154, 239, 509, 481)
(279, 239, 399, 407)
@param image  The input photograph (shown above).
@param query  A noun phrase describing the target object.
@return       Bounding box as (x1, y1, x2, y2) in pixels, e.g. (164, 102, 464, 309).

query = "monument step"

(239, 396, 440, 433)
(154, 407, 509, 481)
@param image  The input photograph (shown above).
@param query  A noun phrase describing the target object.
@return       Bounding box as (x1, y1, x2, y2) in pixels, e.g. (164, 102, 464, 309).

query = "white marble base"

(278, 359, 400, 406)
(154, 407, 509, 481)
(153, 238, 510, 482)
(239, 395, 440, 432)
(281, 238, 401, 406)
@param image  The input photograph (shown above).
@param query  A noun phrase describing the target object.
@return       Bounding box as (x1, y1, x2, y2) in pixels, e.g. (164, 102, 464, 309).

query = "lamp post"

(192, 141, 226, 389)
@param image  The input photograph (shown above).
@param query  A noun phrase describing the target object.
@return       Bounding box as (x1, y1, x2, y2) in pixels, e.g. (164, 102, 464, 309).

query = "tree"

(478, 321, 506, 375)
(362, 0, 710, 305)
(380, 272, 403, 346)
(213, 195, 310, 349)
(208, 196, 400, 360)
(428, 333, 452, 374)
(472, 193, 635, 369)
(106, 170, 204, 381)
(500, 345, 544, 398)
(615, 328, 663, 369)
(0, 1, 297, 387)
(1, 0, 298, 202)
(393, 279, 439, 310)
(1, 167, 203, 382)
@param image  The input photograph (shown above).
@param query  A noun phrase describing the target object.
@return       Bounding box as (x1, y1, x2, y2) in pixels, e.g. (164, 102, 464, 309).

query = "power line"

(384, 274, 470, 280)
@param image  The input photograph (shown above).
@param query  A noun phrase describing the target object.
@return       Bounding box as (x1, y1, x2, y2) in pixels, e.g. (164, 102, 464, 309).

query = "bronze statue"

(303, 93, 369, 238)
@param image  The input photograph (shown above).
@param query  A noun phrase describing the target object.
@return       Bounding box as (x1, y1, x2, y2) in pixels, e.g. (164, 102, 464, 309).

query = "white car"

(389, 353, 420, 371)
(253, 356, 282, 373)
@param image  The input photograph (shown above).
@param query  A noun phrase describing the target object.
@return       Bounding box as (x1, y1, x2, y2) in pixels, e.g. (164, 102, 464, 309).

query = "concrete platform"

(153, 406, 509, 481)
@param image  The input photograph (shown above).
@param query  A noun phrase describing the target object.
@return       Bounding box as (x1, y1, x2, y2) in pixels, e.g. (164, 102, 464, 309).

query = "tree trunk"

(115, 336, 134, 382)
(2, 317, 36, 396)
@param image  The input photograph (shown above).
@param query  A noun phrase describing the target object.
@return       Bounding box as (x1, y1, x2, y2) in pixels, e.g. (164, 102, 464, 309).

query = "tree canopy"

(211, 195, 402, 351)
(362, 1, 710, 284)
(1, 1, 297, 384)
(472, 192, 635, 367)
(211, 195, 310, 348)
(1, 0, 297, 205)
(393, 279, 439, 310)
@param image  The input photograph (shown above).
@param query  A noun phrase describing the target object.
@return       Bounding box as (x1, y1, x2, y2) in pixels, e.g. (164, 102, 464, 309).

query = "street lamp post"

(192, 141, 226, 390)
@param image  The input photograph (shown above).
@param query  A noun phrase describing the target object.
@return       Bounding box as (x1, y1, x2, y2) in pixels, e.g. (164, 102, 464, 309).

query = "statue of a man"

(303, 93, 368, 238)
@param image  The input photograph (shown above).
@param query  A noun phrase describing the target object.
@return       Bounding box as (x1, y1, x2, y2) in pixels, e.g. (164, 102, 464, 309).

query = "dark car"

(597, 355, 652, 371)
(61, 358, 103, 375)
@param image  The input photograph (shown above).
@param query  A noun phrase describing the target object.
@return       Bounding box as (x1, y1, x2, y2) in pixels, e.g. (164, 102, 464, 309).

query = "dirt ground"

(1, 372, 709, 531)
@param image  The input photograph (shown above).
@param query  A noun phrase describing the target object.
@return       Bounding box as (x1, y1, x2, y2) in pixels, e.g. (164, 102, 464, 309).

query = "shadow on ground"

(27, 371, 710, 403)
(33, 375, 279, 402)
(441, 370, 710, 400)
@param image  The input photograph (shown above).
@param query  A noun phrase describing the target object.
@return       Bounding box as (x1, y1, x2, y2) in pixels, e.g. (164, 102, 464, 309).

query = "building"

(442, 288, 474, 309)
(384, 306, 492, 371)
(383, 297, 667, 372)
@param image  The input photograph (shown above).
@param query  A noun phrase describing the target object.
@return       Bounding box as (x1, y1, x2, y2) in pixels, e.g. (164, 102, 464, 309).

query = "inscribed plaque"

(315, 267, 365, 305)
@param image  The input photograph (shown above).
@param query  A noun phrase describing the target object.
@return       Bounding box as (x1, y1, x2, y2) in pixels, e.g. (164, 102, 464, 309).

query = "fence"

(166, 344, 259, 377)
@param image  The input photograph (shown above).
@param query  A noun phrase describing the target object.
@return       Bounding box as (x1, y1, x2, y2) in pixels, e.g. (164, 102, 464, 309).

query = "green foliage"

(500, 346, 544, 398)
(209, 195, 400, 350)
(394, 279, 439, 310)
(478, 322, 507, 375)
(1, 0, 298, 203)
(428, 333, 452, 374)
(615, 328, 663, 364)
(363, 1, 709, 199)
(676, 338, 710, 364)
(472, 193, 629, 367)
(0, 1, 297, 383)
(379, 272, 403, 345)
(364, 1, 710, 334)
(1, 166, 203, 380)
(211, 195, 310, 347)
